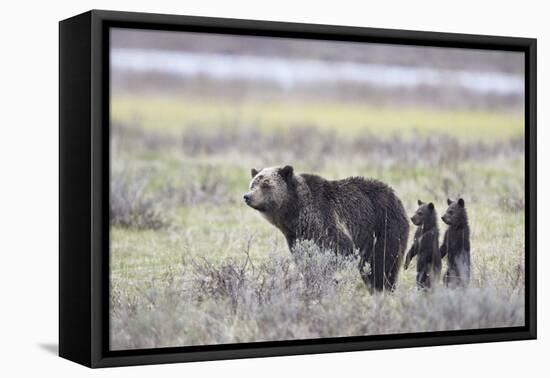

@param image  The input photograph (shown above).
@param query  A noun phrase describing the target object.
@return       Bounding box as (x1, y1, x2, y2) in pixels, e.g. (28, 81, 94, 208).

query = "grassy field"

(109, 95, 525, 350)
(112, 95, 523, 140)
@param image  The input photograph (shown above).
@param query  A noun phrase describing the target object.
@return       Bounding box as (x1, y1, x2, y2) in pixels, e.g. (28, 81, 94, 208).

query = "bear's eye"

(261, 182, 270, 189)
(418, 211, 423, 216)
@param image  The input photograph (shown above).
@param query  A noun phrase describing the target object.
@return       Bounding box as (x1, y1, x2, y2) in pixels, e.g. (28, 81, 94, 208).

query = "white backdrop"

(0, 0, 546, 376)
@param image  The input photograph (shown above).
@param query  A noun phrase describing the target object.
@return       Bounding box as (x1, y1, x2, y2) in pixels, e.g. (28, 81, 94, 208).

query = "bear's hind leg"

(376, 235, 402, 292)
(358, 237, 376, 292)
(358, 255, 373, 293)
(417, 270, 431, 290)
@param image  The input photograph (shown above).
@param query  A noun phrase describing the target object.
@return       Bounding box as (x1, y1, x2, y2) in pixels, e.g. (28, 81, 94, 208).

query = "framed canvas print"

(59, 10, 536, 368)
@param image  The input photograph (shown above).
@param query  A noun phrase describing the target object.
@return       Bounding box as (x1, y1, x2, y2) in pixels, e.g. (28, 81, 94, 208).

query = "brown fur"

(404, 200, 441, 289)
(440, 198, 471, 287)
(244, 165, 409, 292)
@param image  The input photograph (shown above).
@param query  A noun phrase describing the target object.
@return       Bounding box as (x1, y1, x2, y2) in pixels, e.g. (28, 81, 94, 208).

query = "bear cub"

(440, 198, 471, 288)
(404, 200, 441, 289)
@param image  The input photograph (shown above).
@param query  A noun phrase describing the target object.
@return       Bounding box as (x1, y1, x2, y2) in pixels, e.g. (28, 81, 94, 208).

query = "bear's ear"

(279, 165, 294, 181)
(458, 198, 465, 207)
(447, 198, 453, 205)
(251, 168, 259, 178)
(417, 199, 424, 205)
(428, 202, 434, 211)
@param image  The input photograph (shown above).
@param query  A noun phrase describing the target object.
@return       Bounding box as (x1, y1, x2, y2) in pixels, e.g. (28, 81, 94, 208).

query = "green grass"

(110, 156, 524, 285)
(109, 95, 525, 350)
(112, 95, 524, 140)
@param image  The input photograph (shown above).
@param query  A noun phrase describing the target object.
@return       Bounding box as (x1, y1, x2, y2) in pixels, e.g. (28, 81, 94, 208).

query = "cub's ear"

(428, 202, 434, 211)
(458, 198, 465, 207)
(279, 165, 294, 181)
(251, 168, 259, 178)
(447, 198, 453, 205)
(417, 199, 424, 205)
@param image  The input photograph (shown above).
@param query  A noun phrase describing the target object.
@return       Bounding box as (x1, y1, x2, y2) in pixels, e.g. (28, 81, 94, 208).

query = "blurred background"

(110, 28, 525, 176)
(111, 28, 524, 109)
(109, 28, 525, 350)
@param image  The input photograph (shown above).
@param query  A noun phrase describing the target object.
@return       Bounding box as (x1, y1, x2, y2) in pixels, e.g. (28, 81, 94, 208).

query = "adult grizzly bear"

(243, 165, 409, 292)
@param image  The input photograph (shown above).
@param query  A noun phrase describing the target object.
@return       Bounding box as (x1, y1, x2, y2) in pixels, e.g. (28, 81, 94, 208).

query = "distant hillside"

(111, 28, 524, 74)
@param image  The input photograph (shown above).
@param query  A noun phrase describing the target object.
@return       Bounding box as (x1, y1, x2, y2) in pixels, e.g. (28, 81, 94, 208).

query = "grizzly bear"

(404, 200, 441, 289)
(243, 165, 409, 292)
(440, 198, 471, 287)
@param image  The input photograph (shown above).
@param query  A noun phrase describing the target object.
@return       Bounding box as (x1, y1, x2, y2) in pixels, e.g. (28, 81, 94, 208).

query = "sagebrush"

(110, 240, 524, 350)
(109, 94, 525, 350)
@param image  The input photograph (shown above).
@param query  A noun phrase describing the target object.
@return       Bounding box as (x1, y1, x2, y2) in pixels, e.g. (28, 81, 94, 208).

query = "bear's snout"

(243, 193, 252, 204)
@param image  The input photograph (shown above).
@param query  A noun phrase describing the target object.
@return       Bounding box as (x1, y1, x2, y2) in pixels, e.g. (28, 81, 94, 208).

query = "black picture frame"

(59, 9, 537, 368)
